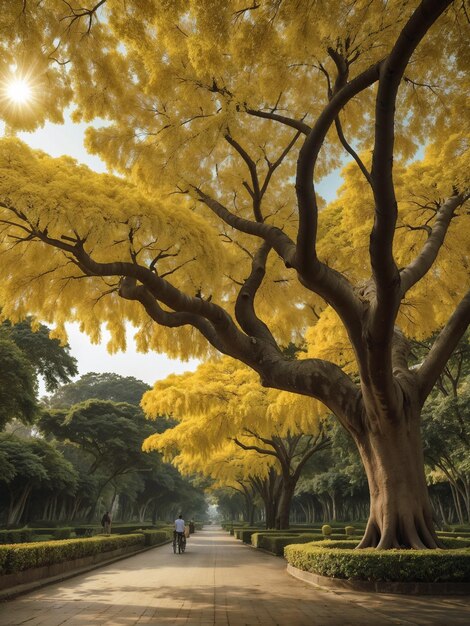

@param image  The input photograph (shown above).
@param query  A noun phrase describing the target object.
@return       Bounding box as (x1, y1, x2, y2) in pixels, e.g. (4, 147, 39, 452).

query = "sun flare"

(6, 78, 32, 104)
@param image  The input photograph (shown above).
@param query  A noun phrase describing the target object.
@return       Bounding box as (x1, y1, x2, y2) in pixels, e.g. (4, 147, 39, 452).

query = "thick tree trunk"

(355, 415, 440, 549)
(275, 479, 296, 530)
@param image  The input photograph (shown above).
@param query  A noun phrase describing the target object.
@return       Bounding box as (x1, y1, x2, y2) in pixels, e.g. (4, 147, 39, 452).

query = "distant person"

(101, 511, 111, 534)
(174, 514, 185, 546)
(189, 520, 195, 534)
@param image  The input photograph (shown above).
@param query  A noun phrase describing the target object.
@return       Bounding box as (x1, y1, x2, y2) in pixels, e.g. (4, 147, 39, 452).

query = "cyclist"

(174, 514, 186, 552)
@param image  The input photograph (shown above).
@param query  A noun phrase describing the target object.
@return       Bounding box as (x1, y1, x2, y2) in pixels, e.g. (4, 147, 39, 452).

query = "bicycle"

(173, 531, 186, 554)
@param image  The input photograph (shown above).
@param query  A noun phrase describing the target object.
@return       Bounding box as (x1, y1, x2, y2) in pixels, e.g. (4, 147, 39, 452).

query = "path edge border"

(0, 540, 172, 602)
(286, 564, 470, 596)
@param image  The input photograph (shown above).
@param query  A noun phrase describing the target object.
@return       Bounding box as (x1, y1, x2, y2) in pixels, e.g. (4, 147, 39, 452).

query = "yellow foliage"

(142, 355, 327, 478)
(0, 1, 467, 395)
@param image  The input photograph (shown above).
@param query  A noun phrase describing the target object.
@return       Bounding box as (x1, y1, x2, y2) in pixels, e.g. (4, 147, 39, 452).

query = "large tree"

(0, 1, 468, 548)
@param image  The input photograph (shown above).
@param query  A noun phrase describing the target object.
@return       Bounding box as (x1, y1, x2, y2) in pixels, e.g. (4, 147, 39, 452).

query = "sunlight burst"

(6, 78, 32, 104)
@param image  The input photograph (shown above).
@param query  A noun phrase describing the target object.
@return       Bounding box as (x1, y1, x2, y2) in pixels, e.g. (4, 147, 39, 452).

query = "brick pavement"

(0, 527, 468, 625)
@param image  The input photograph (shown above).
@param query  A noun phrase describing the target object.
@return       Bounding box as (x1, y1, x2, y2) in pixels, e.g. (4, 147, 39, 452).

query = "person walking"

(101, 511, 111, 534)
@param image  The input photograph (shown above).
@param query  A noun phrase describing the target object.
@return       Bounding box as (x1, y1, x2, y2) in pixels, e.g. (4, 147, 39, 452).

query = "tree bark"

(355, 413, 440, 549)
(275, 478, 297, 530)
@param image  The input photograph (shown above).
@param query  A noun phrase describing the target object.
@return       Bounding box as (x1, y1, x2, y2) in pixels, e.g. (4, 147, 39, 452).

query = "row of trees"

(0, 320, 207, 527)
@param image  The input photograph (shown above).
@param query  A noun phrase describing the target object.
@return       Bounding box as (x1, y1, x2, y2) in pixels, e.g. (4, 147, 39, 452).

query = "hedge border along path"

(284, 541, 470, 595)
(0, 530, 173, 600)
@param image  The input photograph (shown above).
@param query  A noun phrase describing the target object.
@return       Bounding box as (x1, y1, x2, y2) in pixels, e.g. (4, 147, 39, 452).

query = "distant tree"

(0, 338, 37, 430)
(143, 357, 330, 528)
(1, 318, 77, 392)
(39, 399, 159, 520)
(46, 372, 150, 408)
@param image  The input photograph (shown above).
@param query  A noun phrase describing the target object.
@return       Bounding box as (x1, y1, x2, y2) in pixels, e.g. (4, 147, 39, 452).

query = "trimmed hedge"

(284, 541, 470, 583)
(0, 528, 74, 543)
(0, 529, 33, 545)
(142, 530, 172, 546)
(235, 527, 354, 544)
(0, 533, 145, 575)
(440, 537, 470, 549)
(74, 526, 97, 538)
(252, 533, 361, 555)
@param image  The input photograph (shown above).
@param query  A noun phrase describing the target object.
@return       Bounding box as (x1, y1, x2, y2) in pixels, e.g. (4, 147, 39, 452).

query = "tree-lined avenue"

(1, 527, 469, 625)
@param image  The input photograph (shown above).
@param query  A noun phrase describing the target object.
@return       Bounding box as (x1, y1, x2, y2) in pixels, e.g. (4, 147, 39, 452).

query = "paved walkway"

(0, 527, 468, 625)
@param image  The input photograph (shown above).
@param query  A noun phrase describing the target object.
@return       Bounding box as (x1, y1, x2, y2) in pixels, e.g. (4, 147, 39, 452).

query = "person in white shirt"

(174, 514, 186, 550)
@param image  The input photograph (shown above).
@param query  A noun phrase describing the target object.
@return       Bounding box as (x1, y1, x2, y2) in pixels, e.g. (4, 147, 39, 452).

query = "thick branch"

(194, 187, 297, 267)
(418, 290, 470, 403)
(370, 0, 453, 319)
(233, 438, 278, 458)
(234, 242, 278, 346)
(244, 109, 311, 135)
(295, 60, 382, 273)
(400, 194, 467, 295)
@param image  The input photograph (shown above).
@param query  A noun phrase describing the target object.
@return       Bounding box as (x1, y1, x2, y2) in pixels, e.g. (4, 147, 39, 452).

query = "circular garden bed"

(284, 539, 470, 595)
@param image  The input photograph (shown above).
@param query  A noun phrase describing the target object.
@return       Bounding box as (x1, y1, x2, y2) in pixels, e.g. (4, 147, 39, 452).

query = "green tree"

(0, 338, 37, 430)
(1, 318, 78, 392)
(45, 372, 150, 408)
(39, 400, 157, 519)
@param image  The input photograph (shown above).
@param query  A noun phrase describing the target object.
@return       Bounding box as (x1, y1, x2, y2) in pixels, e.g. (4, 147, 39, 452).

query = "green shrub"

(322, 525, 332, 537)
(257, 534, 317, 555)
(450, 525, 470, 533)
(284, 541, 470, 583)
(252, 533, 357, 555)
(27, 521, 60, 528)
(74, 526, 96, 537)
(440, 537, 470, 549)
(0, 529, 33, 544)
(142, 530, 171, 546)
(53, 528, 72, 540)
(0, 533, 145, 575)
(312, 535, 359, 550)
(108, 523, 155, 534)
(345, 526, 355, 536)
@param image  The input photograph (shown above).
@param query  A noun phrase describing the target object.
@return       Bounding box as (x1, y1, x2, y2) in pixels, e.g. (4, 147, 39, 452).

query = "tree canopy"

(0, 337, 37, 429)
(1, 317, 77, 392)
(0, 0, 468, 548)
(46, 372, 150, 408)
(142, 356, 331, 527)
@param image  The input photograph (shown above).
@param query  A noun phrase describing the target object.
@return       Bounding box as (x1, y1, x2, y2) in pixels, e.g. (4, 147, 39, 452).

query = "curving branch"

(233, 437, 278, 458)
(234, 242, 279, 347)
(60, 0, 107, 34)
(193, 187, 297, 267)
(224, 134, 263, 221)
(0, 203, 363, 425)
(400, 193, 468, 296)
(295, 60, 382, 273)
(334, 116, 372, 186)
(244, 108, 311, 135)
(417, 290, 470, 404)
